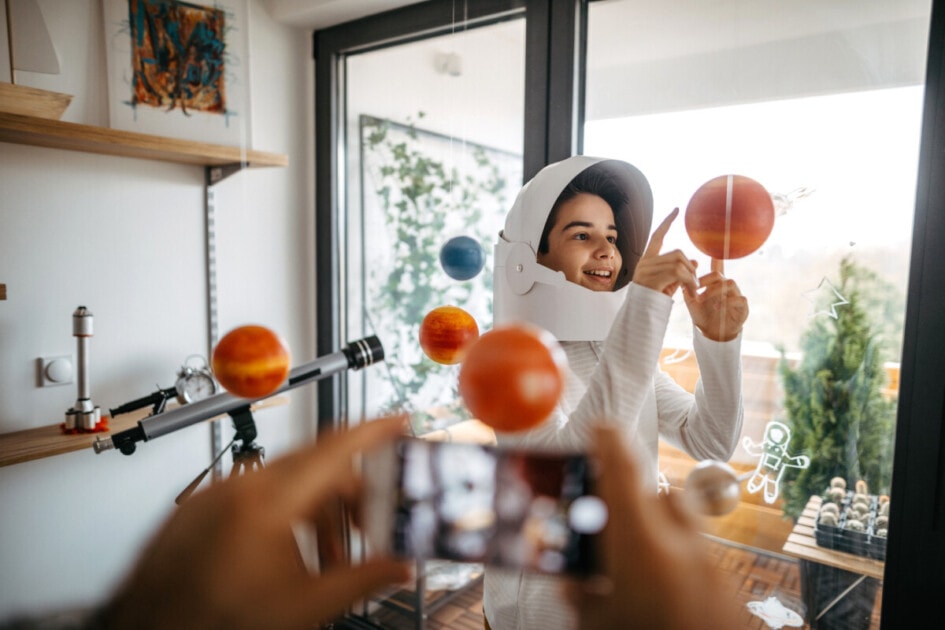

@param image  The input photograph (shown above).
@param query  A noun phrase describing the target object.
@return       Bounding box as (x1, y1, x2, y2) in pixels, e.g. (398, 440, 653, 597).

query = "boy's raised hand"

(684, 267, 749, 342)
(100, 416, 411, 630)
(632, 208, 748, 341)
(631, 208, 699, 297)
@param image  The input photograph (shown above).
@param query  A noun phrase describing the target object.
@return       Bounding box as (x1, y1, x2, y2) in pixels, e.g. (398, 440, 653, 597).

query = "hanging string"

(445, 0, 470, 218)
(361, 308, 420, 434)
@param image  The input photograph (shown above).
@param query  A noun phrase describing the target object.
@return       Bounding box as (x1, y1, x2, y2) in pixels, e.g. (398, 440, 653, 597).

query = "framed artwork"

(102, 0, 252, 146)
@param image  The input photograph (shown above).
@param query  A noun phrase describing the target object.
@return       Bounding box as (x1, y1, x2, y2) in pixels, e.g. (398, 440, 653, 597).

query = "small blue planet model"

(439, 235, 485, 280)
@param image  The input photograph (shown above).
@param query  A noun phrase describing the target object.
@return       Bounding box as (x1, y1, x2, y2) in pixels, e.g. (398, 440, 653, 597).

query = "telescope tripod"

(175, 405, 265, 504)
(228, 406, 266, 476)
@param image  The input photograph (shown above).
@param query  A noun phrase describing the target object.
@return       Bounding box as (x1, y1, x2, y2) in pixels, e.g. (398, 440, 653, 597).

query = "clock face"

(178, 372, 217, 403)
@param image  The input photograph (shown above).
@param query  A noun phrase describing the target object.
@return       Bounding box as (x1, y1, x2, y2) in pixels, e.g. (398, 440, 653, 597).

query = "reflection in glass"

(343, 20, 525, 435)
(357, 115, 520, 427)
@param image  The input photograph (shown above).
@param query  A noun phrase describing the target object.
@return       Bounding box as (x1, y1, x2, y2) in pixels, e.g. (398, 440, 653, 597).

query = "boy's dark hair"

(538, 167, 629, 255)
(537, 161, 650, 290)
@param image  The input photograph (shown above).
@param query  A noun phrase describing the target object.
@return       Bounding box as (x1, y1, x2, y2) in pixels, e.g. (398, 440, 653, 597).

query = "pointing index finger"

(643, 208, 679, 259)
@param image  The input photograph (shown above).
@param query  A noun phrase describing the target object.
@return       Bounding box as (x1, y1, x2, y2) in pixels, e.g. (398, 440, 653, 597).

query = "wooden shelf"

(0, 395, 289, 468)
(0, 111, 288, 168)
(0, 112, 289, 467)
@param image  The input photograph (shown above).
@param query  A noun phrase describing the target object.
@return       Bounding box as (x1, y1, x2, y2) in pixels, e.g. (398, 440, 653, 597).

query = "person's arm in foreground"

(644, 210, 748, 460)
(99, 416, 411, 630)
(570, 423, 741, 630)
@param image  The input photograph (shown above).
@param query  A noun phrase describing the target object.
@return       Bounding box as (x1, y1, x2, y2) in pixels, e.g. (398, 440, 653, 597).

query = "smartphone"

(363, 437, 606, 576)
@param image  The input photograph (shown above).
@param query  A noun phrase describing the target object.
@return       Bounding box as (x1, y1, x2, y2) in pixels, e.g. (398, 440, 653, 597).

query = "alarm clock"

(175, 355, 217, 404)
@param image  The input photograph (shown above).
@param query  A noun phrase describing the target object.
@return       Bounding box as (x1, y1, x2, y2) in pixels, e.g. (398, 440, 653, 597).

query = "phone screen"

(382, 438, 605, 575)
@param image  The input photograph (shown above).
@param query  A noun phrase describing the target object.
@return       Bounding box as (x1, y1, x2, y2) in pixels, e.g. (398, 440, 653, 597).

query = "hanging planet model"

(440, 235, 486, 280)
(685, 174, 775, 260)
(212, 325, 291, 399)
(458, 323, 567, 433)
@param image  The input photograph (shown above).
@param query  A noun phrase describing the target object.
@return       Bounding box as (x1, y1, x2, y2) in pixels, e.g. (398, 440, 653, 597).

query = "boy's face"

(537, 193, 622, 292)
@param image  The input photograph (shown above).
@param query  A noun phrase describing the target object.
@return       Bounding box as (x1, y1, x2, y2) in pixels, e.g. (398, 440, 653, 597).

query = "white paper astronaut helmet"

(494, 156, 653, 341)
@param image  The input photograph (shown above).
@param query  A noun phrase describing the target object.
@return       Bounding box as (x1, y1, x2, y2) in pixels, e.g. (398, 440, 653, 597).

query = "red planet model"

(212, 325, 291, 399)
(685, 174, 775, 260)
(458, 323, 567, 433)
(419, 305, 480, 365)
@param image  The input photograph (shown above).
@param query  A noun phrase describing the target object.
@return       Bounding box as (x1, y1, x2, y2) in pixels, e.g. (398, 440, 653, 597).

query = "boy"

(485, 156, 747, 629)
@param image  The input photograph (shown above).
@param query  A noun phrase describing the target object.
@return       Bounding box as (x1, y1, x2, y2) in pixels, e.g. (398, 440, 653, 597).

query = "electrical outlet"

(37, 355, 74, 387)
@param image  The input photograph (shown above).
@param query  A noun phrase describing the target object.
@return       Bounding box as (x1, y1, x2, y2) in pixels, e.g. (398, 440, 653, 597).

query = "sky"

(584, 86, 924, 258)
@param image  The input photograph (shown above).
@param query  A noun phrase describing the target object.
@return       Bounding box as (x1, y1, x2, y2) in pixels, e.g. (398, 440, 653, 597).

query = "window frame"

(883, 0, 945, 614)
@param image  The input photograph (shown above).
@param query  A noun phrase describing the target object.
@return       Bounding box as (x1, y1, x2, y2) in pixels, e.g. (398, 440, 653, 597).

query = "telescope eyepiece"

(345, 335, 384, 370)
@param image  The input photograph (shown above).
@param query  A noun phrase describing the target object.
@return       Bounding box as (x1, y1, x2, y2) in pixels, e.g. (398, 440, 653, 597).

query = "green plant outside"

(360, 114, 517, 434)
(779, 255, 897, 520)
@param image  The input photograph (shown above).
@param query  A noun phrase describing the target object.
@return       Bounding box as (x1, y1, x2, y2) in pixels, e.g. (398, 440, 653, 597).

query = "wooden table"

(783, 495, 885, 580)
(782, 496, 884, 628)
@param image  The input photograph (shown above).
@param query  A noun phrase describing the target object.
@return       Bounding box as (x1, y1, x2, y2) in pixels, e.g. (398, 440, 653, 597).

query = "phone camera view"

(392, 439, 605, 575)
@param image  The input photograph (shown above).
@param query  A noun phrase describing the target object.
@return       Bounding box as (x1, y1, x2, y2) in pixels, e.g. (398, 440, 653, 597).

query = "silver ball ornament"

(684, 460, 741, 516)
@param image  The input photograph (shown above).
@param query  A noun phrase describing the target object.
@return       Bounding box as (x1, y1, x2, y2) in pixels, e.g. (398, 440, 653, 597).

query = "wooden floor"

(344, 541, 881, 629)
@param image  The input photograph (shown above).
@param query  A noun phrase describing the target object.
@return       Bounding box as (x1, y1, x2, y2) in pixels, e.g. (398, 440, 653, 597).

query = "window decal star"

(803, 277, 849, 319)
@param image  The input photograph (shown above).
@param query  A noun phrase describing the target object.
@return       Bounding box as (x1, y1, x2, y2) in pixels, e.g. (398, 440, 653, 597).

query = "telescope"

(93, 336, 384, 456)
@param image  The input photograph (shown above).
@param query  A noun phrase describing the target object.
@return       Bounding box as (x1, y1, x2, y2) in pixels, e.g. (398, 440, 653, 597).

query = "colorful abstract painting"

(104, 0, 250, 145)
(129, 0, 228, 116)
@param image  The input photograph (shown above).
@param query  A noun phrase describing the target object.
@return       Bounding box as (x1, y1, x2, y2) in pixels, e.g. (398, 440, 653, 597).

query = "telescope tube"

(93, 336, 383, 455)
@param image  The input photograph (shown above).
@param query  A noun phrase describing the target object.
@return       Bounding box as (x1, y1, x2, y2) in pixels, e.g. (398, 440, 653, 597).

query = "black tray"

(813, 490, 887, 561)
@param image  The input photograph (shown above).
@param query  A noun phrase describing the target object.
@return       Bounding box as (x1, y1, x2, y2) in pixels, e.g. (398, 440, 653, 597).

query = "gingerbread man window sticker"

(741, 421, 810, 504)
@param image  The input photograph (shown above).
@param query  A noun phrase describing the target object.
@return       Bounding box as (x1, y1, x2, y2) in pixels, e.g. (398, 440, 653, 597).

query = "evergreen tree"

(779, 256, 896, 519)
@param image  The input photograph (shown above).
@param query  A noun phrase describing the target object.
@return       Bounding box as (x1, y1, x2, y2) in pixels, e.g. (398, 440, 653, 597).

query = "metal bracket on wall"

(204, 165, 226, 480)
(204, 162, 255, 479)
(207, 162, 248, 186)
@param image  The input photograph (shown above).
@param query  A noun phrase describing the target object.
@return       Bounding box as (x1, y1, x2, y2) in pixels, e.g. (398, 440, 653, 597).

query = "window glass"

(339, 17, 526, 624)
(585, 0, 930, 625)
(344, 20, 525, 431)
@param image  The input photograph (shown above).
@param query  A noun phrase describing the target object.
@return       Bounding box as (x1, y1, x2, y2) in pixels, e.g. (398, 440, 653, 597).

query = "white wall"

(0, 0, 314, 617)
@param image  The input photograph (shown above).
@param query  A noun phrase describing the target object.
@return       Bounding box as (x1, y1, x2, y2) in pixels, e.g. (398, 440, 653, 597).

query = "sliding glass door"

(315, 2, 527, 626)
(315, 1, 945, 626)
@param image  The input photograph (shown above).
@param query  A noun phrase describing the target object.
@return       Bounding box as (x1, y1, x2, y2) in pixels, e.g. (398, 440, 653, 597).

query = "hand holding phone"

(363, 437, 607, 576)
(569, 424, 741, 630)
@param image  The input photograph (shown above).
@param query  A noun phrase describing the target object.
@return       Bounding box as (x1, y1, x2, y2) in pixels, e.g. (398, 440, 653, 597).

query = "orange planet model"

(458, 323, 567, 433)
(419, 306, 480, 365)
(685, 174, 775, 260)
(212, 325, 291, 399)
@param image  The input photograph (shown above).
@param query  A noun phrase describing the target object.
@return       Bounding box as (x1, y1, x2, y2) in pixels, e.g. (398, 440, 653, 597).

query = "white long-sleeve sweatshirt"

(482, 282, 744, 630)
